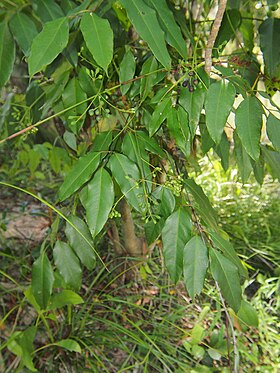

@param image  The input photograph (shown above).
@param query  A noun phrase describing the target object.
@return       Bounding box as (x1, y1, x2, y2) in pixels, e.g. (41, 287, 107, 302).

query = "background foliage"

(0, 0, 279, 371)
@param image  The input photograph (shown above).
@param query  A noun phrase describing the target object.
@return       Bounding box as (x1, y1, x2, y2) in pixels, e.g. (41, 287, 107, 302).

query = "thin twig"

(205, 0, 227, 75)
(215, 281, 239, 373)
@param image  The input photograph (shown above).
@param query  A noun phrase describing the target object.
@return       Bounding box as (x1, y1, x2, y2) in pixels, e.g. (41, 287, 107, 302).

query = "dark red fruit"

(182, 80, 189, 87)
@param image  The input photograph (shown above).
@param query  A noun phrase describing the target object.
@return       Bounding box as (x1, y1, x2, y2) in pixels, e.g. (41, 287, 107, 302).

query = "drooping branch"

(204, 0, 227, 75)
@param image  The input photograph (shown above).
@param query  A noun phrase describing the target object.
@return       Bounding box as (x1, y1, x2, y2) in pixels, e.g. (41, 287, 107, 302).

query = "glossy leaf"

(0, 22, 15, 88)
(80, 12, 113, 73)
(259, 17, 280, 77)
(108, 153, 146, 213)
(235, 96, 263, 160)
(54, 339, 81, 353)
(183, 236, 208, 298)
(119, 46, 136, 95)
(149, 96, 171, 137)
(62, 77, 87, 134)
(9, 13, 38, 55)
(32, 0, 64, 22)
(48, 290, 84, 310)
(146, 0, 187, 58)
(121, 0, 171, 69)
(184, 179, 218, 231)
(53, 241, 82, 291)
(162, 208, 192, 283)
(65, 216, 96, 269)
(267, 113, 280, 152)
(31, 252, 54, 309)
(58, 151, 100, 201)
(210, 232, 247, 278)
(28, 17, 69, 76)
(205, 80, 235, 143)
(210, 249, 242, 312)
(82, 168, 114, 237)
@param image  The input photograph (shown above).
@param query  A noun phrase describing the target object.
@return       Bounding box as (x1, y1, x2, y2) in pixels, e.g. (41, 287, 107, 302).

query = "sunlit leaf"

(80, 12, 113, 73)
(54, 339, 81, 353)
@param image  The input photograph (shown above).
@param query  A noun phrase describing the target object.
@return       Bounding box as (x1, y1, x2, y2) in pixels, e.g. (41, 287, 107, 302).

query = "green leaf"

(214, 10, 241, 55)
(48, 290, 84, 310)
(146, 0, 187, 58)
(205, 80, 235, 143)
(9, 13, 38, 55)
(122, 132, 151, 192)
(53, 241, 82, 291)
(167, 106, 191, 157)
(184, 179, 218, 231)
(259, 17, 280, 77)
(152, 186, 176, 218)
(28, 17, 69, 76)
(54, 339, 81, 353)
(65, 216, 96, 270)
(17, 326, 37, 372)
(262, 146, 280, 180)
(234, 132, 252, 183)
(215, 131, 230, 171)
(209, 232, 248, 279)
(58, 151, 100, 201)
(210, 249, 242, 312)
(108, 153, 146, 213)
(179, 85, 206, 138)
(82, 168, 114, 237)
(136, 131, 165, 157)
(32, 0, 64, 22)
(162, 208, 192, 283)
(62, 77, 87, 134)
(267, 113, 280, 152)
(149, 96, 171, 136)
(235, 96, 263, 160)
(140, 56, 158, 101)
(31, 252, 54, 309)
(183, 236, 208, 298)
(0, 22, 15, 88)
(237, 300, 258, 327)
(119, 46, 136, 95)
(80, 12, 113, 73)
(120, 0, 171, 69)
(92, 131, 113, 152)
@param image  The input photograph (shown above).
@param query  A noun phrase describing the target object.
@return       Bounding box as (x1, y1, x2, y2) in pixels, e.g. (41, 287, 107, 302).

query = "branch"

(204, 0, 227, 75)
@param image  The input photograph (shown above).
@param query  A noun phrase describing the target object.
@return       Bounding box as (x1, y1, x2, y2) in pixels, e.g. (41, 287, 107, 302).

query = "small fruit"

(182, 80, 189, 87)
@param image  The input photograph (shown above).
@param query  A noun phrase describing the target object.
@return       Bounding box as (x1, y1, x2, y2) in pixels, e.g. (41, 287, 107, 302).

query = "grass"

(1, 150, 280, 372)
